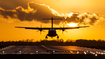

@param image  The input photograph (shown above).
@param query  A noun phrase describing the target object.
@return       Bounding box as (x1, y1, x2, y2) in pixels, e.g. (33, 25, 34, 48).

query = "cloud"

(0, 0, 30, 10)
(0, 2, 58, 23)
(0, 2, 104, 25)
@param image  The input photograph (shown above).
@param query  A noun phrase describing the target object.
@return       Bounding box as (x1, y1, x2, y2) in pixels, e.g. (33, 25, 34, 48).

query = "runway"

(0, 45, 50, 54)
(0, 45, 105, 54)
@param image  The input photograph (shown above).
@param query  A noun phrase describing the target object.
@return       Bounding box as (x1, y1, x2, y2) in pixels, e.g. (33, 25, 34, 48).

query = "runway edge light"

(86, 50, 88, 54)
(53, 50, 55, 52)
(70, 50, 72, 53)
(103, 51, 105, 54)
(53, 50, 55, 54)
(19, 51, 21, 54)
(2, 51, 4, 55)
(95, 54, 97, 56)
(36, 51, 38, 54)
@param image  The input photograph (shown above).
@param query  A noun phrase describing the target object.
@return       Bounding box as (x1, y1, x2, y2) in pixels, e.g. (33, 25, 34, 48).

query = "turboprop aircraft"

(15, 17, 89, 39)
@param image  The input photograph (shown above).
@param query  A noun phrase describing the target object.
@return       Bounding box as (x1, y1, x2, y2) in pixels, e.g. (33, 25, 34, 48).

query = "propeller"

(36, 24, 45, 34)
(59, 30, 68, 34)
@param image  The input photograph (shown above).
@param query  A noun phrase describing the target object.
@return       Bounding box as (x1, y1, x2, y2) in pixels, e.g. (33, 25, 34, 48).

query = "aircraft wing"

(53, 26, 89, 30)
(15, 26, 51, 30)
(15, 26, 89, 30)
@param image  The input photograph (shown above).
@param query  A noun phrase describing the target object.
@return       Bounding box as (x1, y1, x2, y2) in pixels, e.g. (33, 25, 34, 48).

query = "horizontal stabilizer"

(42, 17, 64, 20)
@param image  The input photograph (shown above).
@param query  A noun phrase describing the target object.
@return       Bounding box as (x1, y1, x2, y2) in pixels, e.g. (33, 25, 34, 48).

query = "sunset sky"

(0, 0, 105, 42)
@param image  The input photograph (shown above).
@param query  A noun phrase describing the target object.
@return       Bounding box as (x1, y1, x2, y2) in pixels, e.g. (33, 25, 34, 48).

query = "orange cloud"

(0, 2, 104, 25)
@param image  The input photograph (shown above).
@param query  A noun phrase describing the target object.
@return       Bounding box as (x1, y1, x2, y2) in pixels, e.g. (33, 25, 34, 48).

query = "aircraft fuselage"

(47, 29, 57, 37)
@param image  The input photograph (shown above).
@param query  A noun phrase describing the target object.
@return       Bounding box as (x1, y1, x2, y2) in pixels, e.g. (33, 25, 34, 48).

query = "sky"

(0, 0, 105, 42)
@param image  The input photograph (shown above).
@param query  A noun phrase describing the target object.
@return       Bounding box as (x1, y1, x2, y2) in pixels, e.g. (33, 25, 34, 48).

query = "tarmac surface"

(0, 45, 105, 54)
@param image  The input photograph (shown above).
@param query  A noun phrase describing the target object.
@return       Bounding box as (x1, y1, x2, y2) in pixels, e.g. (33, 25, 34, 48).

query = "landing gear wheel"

(46, 36, 48, 39)
(57, 35, 59, 39)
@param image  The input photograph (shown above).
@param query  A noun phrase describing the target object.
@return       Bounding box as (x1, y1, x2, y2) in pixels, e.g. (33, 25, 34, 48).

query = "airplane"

(15, 17, 89, 39)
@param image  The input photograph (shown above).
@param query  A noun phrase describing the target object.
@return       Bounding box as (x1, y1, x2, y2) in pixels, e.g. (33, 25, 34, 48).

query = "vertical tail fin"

(42, 17, 63, 29)
(51, 17, 53, 29)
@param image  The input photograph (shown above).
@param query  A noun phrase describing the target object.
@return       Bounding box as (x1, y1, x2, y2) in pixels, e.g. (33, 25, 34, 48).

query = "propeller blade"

(62, 31, 64, 35)
(59, 26, 62, 28)
(36, 30, 39, 32)
(63, 24, 65, 27)
(65, 31, 68, 33)
(40, 24, 42, 28)
(36, 26, 39, 28)
(58, 30, 62, 32)
(58, 29, 67, 34)
(40, 31, 41, 34)
(43, 31, 45, 32)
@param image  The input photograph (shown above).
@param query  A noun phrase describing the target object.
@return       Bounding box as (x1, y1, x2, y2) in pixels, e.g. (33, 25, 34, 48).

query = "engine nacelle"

(62, 29, 65, 31)
(39, 29, 42, 31)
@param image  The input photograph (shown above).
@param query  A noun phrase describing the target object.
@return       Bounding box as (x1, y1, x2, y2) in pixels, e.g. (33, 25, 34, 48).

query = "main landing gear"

(45, 35, 59, 39)
(57, 35, 59, 39)
(46, 36, 48, 39)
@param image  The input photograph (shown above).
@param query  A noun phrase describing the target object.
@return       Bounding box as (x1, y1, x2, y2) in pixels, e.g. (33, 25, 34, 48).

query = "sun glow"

(67, 23, 78, 27)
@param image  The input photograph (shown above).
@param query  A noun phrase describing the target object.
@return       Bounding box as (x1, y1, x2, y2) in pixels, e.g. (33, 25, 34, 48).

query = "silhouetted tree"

(1, 41, 4, 42)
